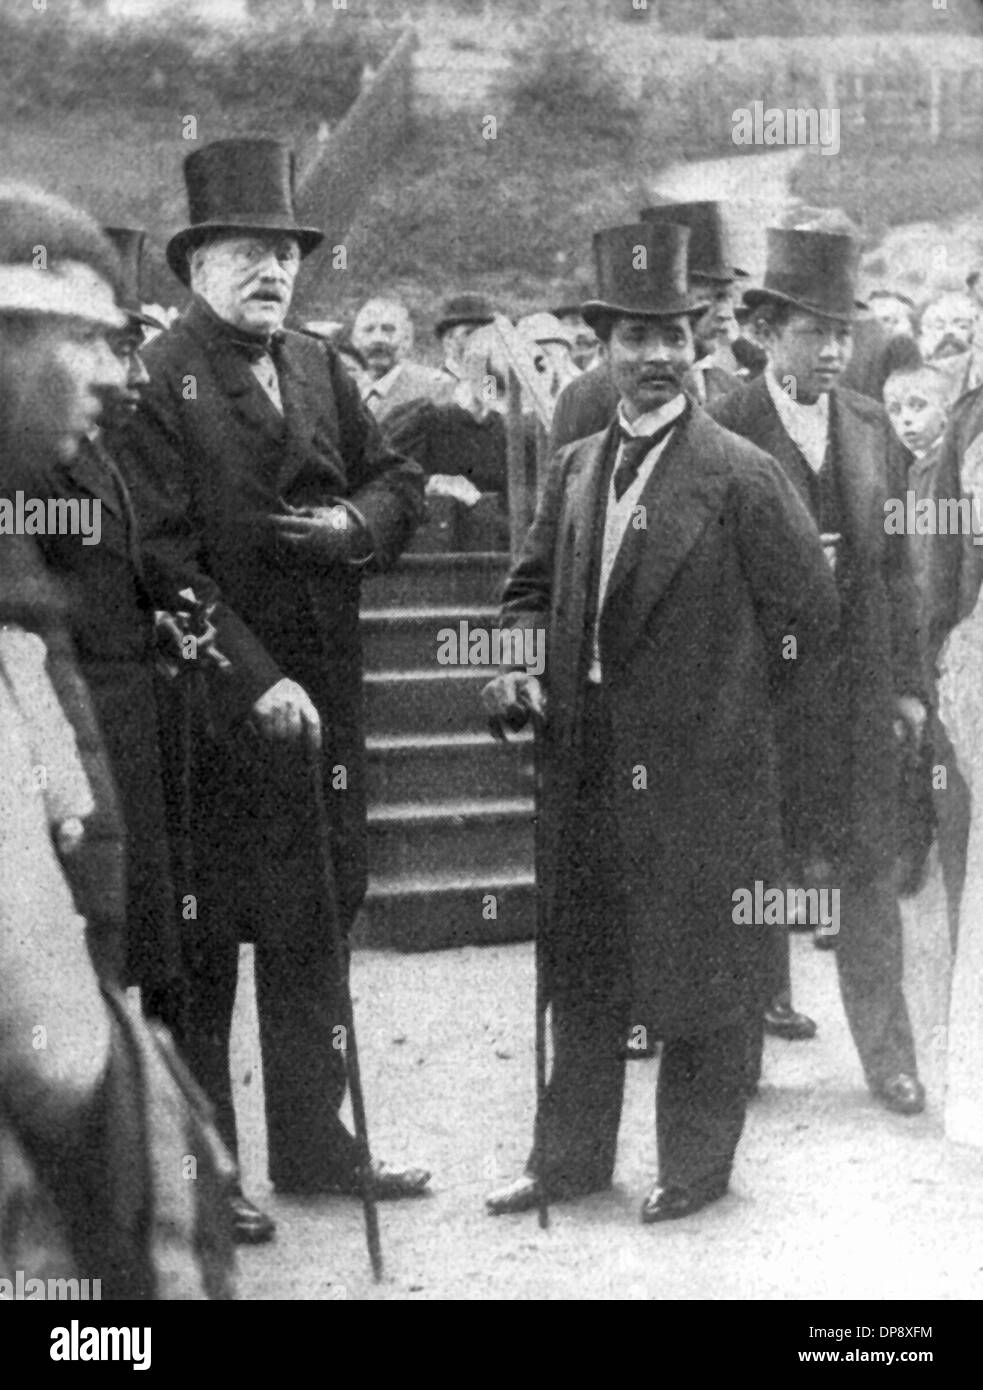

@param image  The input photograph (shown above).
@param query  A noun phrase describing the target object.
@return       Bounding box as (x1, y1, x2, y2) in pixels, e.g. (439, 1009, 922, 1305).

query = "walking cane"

(305, 735, 384, 1282)
(529, 707, 550, 1231)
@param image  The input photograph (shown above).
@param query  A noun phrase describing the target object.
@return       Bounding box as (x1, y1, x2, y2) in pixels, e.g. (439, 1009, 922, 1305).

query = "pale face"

(351, 298, 413, 380)
(607, 313, 696, 419)
(764, 310, 854, 404)
(869, 294, 913, 338)
(883, 371, 948, 457)
(694, 282, 738, 348)
(919, 292, 976, 361)
(555, 311, 598, 371)
(190, 232, 301, 336)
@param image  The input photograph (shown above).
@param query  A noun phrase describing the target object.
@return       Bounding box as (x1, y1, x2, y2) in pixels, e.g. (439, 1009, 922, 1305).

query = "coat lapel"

(827, 390, 884, 557)
(600, 407, 731, 665)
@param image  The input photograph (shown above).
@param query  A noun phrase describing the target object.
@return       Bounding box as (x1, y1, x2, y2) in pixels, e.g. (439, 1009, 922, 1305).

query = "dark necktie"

(613, 414, 681, 500)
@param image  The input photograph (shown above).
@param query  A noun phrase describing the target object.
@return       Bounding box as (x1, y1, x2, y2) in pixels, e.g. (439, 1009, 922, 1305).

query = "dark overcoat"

(110, 297, 424, 937)
(710, 376, 925, 880)
(38, 437, 180, 992)
(500, 405, 839, 1037)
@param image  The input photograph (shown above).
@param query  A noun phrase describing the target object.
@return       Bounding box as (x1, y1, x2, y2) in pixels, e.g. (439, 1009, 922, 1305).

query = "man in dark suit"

(549, 201, 747, 452)
(711, 228, 928, 1115)
(38, 227, 185, 1016)
(112, 139, 430, 1245)
(481, 221, 838, 1222)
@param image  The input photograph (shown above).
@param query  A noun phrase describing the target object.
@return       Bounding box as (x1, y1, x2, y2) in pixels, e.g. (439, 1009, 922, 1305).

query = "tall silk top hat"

(580, 222, 710, 330)
(742, 228, 867, 322)
(166, 138, 324, 285)
(103, 226, 162, 329)
(639, 200, 748, 283)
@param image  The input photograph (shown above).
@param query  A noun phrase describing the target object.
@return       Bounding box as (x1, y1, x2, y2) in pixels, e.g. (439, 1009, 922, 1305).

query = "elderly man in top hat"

(549, 201, 746, 452)
(435, 291, 496, 384)
(351, 294, 449, 421)
(711, 227, 928, 1115)
(111, 138, 430, 1245)
(481, 222, 837, 1222)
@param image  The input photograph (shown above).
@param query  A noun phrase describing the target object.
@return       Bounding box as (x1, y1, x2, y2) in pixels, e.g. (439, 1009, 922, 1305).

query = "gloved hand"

(481, 671, 545, 740)
(270, 502, 373, 566)
(251, 678, 321, 747)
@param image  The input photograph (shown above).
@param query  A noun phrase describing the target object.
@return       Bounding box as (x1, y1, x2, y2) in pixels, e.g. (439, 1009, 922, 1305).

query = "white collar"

(616, 391, 687, 438)
(365, 362, 403, 399)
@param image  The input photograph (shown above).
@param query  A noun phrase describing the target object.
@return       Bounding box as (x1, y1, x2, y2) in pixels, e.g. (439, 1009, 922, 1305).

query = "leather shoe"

(485, 1174, 544, 1215)
(229, 1192, 276, 1244)
(277, 1159, 431, 1200)
(640, 1177, 728, 1224)
(875, 1073, 926, 1115)
(763, 1001, 817, 1040)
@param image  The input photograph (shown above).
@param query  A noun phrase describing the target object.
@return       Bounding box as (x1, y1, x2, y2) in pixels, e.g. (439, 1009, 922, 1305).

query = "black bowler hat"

(435, 292, 495, 338)
(743, 228, 867, 322)
(103, 226, 162, 329)
(166, 138, 323, 285)
(580, 222, 709, 330)
(639, 200, 748, 283)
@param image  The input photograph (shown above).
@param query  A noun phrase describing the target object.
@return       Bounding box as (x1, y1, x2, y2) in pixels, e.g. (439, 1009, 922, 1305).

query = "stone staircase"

(357, 547, 536, 951)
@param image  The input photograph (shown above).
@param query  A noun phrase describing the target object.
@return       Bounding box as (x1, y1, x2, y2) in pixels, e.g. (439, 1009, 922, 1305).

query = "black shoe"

(874, 1073, 925, 1116)
(763, 1001, 817, 1040)
(485, 1174, 543, 1215)
(276, 1160, 431, 1200)
(640, 1176, 729, 1224)
(229, 1192, 276, 1244)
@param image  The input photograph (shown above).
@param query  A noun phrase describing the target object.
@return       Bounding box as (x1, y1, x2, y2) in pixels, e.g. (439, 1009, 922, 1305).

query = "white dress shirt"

(588, 392, 688, 684)
(765, 367, 829, 474)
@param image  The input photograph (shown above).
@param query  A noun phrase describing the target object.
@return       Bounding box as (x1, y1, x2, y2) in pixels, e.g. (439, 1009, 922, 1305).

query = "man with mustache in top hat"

(549, 201, 747, 453)
(481, 222, 837, 1222)
(711, 227, 929, 1115)
(110, 138, 429, 1245)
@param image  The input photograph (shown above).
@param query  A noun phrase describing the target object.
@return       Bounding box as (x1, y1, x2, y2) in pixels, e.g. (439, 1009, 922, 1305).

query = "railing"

(489, 314, 554, 561)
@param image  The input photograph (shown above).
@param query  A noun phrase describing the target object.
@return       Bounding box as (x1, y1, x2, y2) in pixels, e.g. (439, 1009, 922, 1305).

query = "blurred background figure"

(386, 323, 530, 549)
(517, 310, 580, 399)
(868, 288, 916, 339)
(434, 291, 495, 384)
(351, 294, 448, 419)
(550, 299, 600, 372)
(917, 288, 981, 401)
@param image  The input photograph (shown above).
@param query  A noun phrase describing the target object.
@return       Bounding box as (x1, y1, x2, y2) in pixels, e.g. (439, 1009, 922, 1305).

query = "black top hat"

(639, 200, 748, 283)
(103, 226, 162, 329)
(435, 292, 496, 338)
(742, 228, 867, 322)
(580, 222, 710, 329)
(166, 138, 323, 285)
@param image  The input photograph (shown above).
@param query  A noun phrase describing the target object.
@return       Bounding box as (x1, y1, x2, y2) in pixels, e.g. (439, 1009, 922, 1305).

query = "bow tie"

(227, 330, 283, 363)
(613, 413, 682, 500)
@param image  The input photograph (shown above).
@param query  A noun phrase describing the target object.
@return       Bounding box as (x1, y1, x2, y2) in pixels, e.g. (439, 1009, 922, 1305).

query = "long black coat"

(710, 376, 925, 880)
(38, 437, 179, 991)
(110, 297, 424, 936)
(500, 405, 839, 1036)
